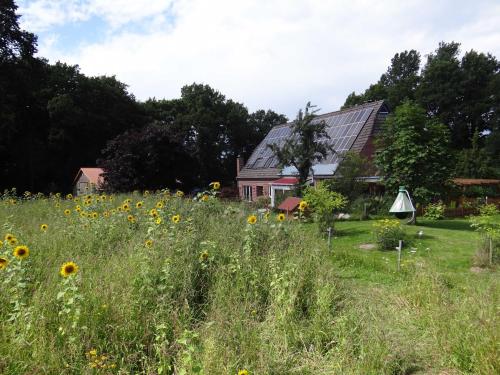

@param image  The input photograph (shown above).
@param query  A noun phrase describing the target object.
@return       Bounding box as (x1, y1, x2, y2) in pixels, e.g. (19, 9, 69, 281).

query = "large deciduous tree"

(269, 102, 332, 192)
(375, 101, 452, 203)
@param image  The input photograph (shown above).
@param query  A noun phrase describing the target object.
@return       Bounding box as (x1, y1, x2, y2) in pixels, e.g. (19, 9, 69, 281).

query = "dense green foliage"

(375, 101, 452, 202)
(326, 151, 369, 202)
(423, 202, 446, 220)
(303, 181, 347, 232)
(344, 42, 499, 177)
(0, 196, 498, 373)
(268, 102, 331, 190)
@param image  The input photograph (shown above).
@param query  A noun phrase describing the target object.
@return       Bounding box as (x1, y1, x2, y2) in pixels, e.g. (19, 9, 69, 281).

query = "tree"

(327, 151, 369, 201)
(0, 0, 37, 61)
(455, 130, 498, 178)
(99, 124, 196, 192)
(268, 102, 332, 191)
(375, 101, 452, 203)
(343, 50, 420, 109)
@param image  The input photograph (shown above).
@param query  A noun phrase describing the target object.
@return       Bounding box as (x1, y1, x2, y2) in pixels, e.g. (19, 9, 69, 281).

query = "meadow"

(0, 190, 498, 374)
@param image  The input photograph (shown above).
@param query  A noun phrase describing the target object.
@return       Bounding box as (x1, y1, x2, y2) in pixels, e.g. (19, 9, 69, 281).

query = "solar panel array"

(246, 107, 374, 169)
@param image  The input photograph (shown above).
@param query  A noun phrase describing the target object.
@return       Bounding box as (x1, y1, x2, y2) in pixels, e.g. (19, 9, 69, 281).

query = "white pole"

(489, 237, 493, 266)
(397, 240, 403, 271)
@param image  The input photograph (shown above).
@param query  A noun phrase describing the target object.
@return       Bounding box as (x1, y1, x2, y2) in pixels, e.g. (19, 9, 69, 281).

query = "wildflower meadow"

(0, 187, 498, 374)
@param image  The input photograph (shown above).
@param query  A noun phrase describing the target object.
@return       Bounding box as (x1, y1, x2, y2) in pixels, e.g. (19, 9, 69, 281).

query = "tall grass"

(0, 193, 498, 374)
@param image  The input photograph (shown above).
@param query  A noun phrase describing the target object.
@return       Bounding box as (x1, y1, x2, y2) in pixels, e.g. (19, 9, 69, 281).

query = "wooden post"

(397, 240, 403, 271)
(489, 237, 493, 266)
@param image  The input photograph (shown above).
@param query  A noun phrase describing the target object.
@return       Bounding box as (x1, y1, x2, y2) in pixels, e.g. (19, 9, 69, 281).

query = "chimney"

(236, 155, 245, 175)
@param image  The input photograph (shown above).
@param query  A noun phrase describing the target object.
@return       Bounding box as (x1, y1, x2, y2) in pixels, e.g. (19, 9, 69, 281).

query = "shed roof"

(237, 100, 387, 181)
(278, 197, 302, 212)
(74, 168, 104, 185)
(453, 178, 500, 186)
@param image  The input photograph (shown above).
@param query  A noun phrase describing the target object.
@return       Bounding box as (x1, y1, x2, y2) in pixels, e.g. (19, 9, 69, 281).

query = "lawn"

(0, 193, 498, 374)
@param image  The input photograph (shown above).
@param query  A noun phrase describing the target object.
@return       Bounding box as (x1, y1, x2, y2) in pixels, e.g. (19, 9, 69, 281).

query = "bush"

(303, 182, 347, 233)
(373, 219, 406, 250)
(254, 196, 271, 209)
(423, 202, 445, 220)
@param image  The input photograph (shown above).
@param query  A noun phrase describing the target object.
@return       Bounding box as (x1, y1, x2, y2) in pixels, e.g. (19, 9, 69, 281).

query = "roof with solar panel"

(237, 100, 389, 180)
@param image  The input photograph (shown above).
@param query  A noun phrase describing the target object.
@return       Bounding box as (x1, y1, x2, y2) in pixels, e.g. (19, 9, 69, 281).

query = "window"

(243, 185, 253, 201)
(256, 186, 264, 197)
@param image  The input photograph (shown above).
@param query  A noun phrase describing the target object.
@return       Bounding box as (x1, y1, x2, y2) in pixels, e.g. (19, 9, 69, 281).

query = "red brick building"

(236, 101, 389, 205)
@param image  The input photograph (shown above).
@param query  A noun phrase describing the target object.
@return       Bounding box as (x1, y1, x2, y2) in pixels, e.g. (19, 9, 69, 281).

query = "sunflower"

(5, 233, 15, 242)
(64, 209, 71, 216)
(40, 223, 48, 231)
(122, 203, 130, 211)
(277, 213, 286, 222)
(156, 201, 164, 209)
(145, 239, 153, 248)
(75, 205, 82, 212)
(210, 181, 221, 190)
(176, 190, 184, 198)
(66, 193, 73, 200)
(103, 211, 110, 218)
(199, 250, 209, 262)
(124, 198, 132, 204)
(91, 212, 98, 219)
(9, 238, 18, 246)
(100, 195, 107, 201)
(201, 194, 209, 202)
(80, 212, 87, 218)
(127, 214, 135, 222)
(155, 217, 162, 225)
(13, 245, 29, 260)
(143, 190, 150, 196)
(298, 200, 308, 211)
(136, 201, 144, 209)
(60, 261, 79, 277)
(247, 215, 257, 225)
(171, 214, 181, 224)
(150, 208, 159, 217)
(238, 370, 249, 375)
(0, 256, 8, 270)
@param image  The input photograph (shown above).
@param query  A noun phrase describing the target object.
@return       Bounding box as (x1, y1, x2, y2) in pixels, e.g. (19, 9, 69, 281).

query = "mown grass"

(0, 194, 498, 374)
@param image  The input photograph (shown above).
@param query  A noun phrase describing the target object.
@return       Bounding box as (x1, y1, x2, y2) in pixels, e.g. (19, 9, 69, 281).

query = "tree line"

(344, 42, 499, 179)
(0, 1, 287, 193)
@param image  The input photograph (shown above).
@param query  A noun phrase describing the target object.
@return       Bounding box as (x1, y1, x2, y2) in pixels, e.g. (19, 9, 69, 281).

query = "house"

(73, 168, 104, 196)
(236, 100, 389, 205)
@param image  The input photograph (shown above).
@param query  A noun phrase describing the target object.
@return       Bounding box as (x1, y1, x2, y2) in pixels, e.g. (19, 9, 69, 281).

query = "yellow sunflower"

(210, 181, 221, 190)
(60, 261, 79, 277)
(64, 209, 71, 216)
(103, 211, 110, 218)
(122, 203, 130, 211)
(247, 215, 257, 225)
(176, 190, 184, 198)
(199, 251, 209, 262)
(40, 223, 48, 231)
(156, 201, 164, 209)
(145, 239, 153, 248)
(238, 370, 249, 375)
(150, 208, 159, 217)
(155, 217, 162, 225)
(136, 201, 144, 209)
(124, 198, 132, 204)
(298, 200, 308, 211)
(143, 190, 150, 196)
(5, 233, 15, 242)
(171, 214, 181, 224)
(201, 194, 209, 202)
(13, 245, 29, 260)
(0, 256, 8, 270)
(91, 212, 98, 219)
(277, 213, 286, 222)
(127, 214, 135, 222)
(9, 238, 18, 246)
(66, 193, 73, 200)
(75, 205, 82, 212)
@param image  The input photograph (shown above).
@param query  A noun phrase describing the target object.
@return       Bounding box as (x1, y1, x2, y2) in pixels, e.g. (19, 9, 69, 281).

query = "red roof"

(278, 197, 302, 212)
(272, 177, 299, 185)
(74, 168, 104, 185)
(453, 178, 500, 186)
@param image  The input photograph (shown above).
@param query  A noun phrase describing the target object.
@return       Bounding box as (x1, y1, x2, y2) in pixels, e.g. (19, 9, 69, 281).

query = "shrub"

(373, 219, 406, 250)
(303, 182, 347, 233)
(423, 202, 445, 220)
(254, 196, 271, 209)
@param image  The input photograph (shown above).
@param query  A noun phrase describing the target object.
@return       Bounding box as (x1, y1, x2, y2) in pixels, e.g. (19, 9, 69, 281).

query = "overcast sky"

(17, 0, 500, 118)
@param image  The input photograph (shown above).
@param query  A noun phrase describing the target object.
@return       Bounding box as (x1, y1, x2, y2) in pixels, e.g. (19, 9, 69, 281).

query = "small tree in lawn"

(268, 102, 332, 194)
(375, 101, 452, 204)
